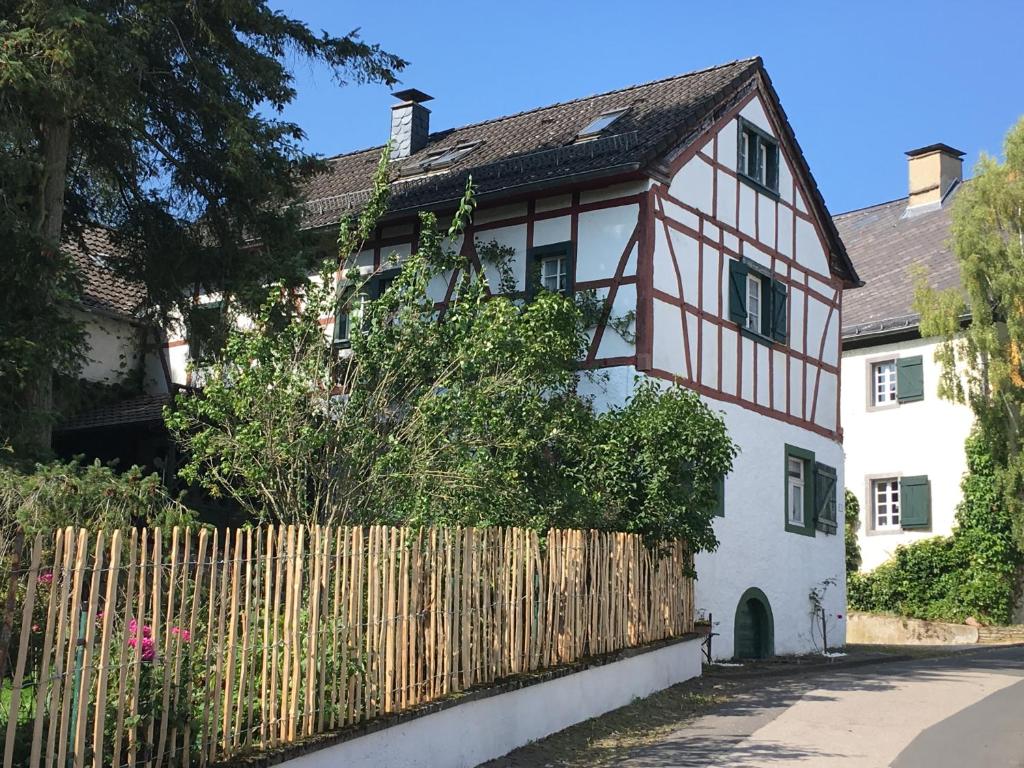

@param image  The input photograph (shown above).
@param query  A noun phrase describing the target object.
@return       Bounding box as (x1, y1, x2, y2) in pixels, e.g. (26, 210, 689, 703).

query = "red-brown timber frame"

(643, 84, 842, 441)
(165, 81, 844, 440)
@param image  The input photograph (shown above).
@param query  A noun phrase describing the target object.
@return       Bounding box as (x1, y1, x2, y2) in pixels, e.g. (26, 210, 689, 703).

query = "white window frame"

(745, 273, 762, 333)
(872, 478, 901, 530)
(540, 254, 570, 294)
(872, 359, 898, 406)
(787, 456, 805, 526)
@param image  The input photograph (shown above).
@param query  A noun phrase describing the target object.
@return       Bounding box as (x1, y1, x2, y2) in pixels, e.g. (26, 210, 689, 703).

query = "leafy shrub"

(844, 489, 862, 574)
(0, 458, 196, 536)
(848, 432, 1020, 624)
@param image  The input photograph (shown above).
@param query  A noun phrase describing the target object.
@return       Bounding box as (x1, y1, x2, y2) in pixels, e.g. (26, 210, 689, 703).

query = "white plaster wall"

(583, 366, 846, 659)
(578, 365, 639, 413)
(76, 311, 140, 385)
(576, 205, 639, 282)
(287, 637, 701, 768)
(694, 398, 847, 658)
(579, 180, 647, 205)
(841, 337, 975, 571)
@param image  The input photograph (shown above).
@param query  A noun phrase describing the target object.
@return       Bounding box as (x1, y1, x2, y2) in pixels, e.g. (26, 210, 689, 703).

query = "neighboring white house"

(54, 228, 174, 471)
(162, 57, 860, 658)
(836, 144, 974, 571)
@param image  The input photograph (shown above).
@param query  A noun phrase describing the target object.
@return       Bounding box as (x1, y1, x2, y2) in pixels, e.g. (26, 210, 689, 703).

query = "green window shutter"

(770, 280, 788, 342)
(897, 356, 924, 402)
(333, 305, 349, 345)
(900, 475, 931, 529)
(711, 475, 725, 518)
(728, 259, 749, 325)
(813, 463, 837, 534)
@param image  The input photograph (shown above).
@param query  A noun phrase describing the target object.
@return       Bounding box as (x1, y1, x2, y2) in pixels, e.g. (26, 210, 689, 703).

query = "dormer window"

(737, 117, 779, 193)
(577, 108, 628, 140)
(420, 141, 481, 171)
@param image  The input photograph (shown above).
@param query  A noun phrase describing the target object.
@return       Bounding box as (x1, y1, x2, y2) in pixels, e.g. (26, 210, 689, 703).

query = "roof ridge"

(833, 196, 908, 219)
(322, 57, 761, 164)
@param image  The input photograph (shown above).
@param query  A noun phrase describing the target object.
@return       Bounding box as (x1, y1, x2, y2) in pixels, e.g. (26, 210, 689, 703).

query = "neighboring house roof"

(55, 393, 171, 432)
(835, 185, 963, 340)
(65, 227, 148, 319)
(300, 57, 858, 286)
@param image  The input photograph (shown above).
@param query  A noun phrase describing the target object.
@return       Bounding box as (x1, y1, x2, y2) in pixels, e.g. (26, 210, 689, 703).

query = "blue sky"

(269, 0, 1022, 214)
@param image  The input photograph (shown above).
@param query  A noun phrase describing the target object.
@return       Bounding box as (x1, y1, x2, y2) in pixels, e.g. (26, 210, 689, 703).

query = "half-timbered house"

(165, 57, 860, 658)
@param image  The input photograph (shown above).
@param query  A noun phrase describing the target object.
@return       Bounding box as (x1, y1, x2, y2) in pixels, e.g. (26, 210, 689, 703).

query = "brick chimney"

(389, 88, 432, 159)
(906, 143, 964, 210)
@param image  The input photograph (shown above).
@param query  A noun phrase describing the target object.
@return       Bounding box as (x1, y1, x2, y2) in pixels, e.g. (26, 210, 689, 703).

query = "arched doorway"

(734, 587, 774, 659)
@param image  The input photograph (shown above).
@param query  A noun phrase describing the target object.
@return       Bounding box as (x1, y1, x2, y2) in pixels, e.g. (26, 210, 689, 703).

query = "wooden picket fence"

(0, 525, 693, 768)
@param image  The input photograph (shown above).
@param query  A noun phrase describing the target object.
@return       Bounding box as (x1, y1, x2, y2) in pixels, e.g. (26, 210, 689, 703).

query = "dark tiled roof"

(835, 186, 963, 338)
(56, 393, 171, 432)
(300, 58, 761, 227)
(65, 227, 147, 318)
(301, 58, 857, 285)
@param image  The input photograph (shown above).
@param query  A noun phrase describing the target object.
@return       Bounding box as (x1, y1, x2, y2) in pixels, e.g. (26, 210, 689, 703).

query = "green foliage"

(583, 381, 735, 552)
(168, 161, 737, 549)
(0, 1, 404, 457)
(844, 489, 862, 574)
(0, 458, 196, 536)
(848, 433, 1020, 624)
(914, 117, 1024, 558)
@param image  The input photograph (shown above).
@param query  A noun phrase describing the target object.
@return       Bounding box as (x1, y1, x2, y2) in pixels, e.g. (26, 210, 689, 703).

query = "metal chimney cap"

(392, 88, 434, 104)
(905, 143, 965, 159)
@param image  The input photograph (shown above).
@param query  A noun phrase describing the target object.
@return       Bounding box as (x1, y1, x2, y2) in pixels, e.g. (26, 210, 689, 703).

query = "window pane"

(746, 274, 761, 331)
(539, 254, 569, 293)
(872, 478, 902, 529)
(873, 360, 897, 404)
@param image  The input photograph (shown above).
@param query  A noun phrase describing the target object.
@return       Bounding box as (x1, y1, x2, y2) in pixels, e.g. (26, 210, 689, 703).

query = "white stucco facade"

(841, 336, 974, 571)
(74, 308, 168, 394)
(695, 400, 846, 655)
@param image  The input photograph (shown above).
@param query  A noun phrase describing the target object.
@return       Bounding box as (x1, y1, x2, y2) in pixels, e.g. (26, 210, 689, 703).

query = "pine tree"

(0, 1, 405, 457)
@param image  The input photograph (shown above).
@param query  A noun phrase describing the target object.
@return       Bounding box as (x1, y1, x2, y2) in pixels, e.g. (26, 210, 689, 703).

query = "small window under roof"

(420, 141, 482, 171)
(577, 108, 628, 139)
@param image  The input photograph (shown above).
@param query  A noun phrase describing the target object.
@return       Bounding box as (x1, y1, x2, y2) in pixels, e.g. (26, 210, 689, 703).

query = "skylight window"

(420, 141, 482, 171)
(577, 108, 628, 139)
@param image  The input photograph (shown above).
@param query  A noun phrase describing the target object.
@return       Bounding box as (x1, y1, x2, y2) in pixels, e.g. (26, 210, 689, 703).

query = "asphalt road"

(618, 645, 1024, 767)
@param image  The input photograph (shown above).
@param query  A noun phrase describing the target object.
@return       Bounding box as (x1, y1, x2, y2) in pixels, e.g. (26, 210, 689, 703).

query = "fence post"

(0, 531, 24, 683)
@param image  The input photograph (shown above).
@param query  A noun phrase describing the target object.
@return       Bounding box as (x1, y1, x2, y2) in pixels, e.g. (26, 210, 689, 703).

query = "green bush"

(848, 432, 1021, 624)
(0, 458, 196, 536)
(844, 489, 862, 574)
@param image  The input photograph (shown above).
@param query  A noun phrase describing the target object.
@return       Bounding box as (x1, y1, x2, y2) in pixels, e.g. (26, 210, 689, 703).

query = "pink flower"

(127, 618, 152, 638)
(171, 626, 191, 643)
(37, 571, 53, 585)
(128, 634, 156, 662)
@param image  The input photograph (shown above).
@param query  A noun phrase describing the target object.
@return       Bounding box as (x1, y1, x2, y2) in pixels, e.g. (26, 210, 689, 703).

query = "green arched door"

(734, 587, 774, 659)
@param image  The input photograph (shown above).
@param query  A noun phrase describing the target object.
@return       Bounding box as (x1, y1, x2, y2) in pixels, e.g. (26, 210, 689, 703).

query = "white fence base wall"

(286, 636, 702, 768)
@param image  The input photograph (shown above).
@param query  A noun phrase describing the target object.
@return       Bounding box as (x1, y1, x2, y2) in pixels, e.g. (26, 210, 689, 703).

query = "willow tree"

(0, 1, 404, 458)
(915, 116, 1024, 550)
